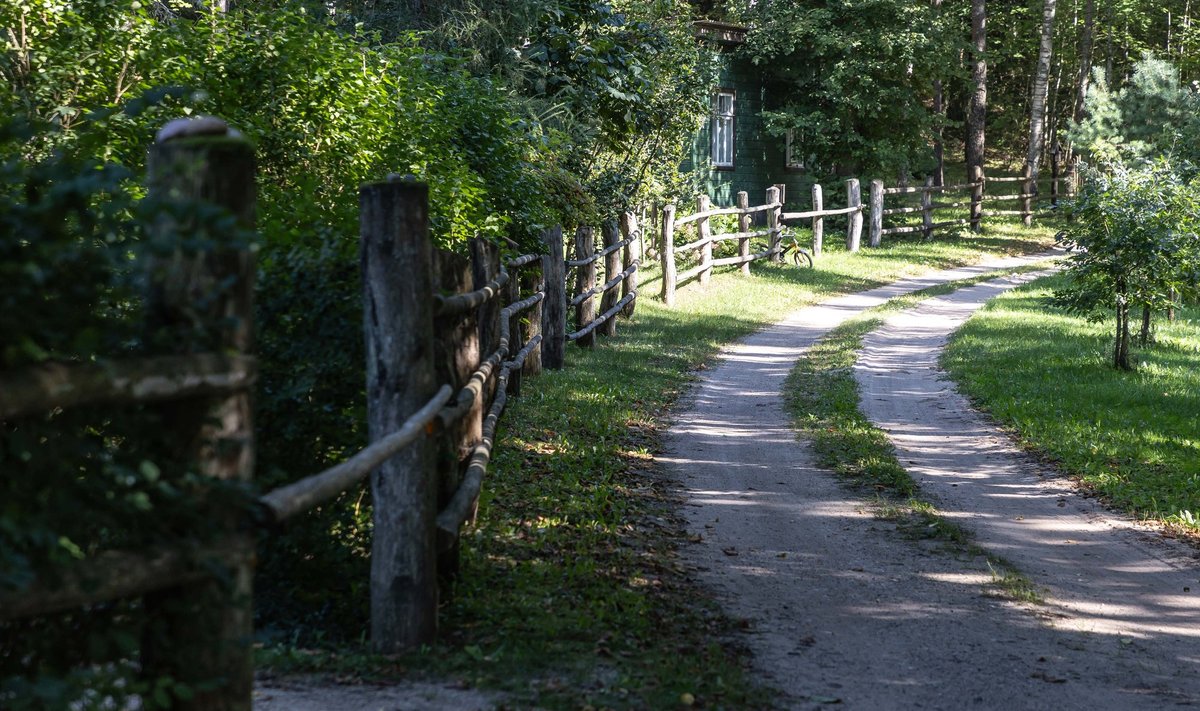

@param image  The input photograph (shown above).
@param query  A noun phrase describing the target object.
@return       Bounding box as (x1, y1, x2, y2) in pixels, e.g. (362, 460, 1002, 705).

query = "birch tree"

(1026, 0, 1058, 185)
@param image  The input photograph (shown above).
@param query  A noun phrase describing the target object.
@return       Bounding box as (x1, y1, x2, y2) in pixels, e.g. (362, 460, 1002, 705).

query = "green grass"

(942, 273, 1200, 531)
(257, 222, 1056, 709)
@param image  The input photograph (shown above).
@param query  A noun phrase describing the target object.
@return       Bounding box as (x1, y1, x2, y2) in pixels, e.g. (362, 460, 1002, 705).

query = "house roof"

(693, 20, 748, 46)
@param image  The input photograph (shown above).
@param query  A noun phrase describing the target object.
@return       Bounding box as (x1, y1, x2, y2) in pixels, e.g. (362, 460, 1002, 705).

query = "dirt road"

(665, 258, 1200, 709)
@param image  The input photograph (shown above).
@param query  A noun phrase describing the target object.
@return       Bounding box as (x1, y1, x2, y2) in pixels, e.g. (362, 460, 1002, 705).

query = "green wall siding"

(681, 55, 815, 214)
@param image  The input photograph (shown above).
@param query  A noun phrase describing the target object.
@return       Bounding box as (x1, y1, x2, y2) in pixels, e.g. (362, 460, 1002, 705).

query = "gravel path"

(664, 255, 1200, 709)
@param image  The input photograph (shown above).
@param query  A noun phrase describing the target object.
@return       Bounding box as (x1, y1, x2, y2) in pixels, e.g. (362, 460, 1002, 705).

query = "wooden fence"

(660, 186, 785, 307)
(659, 162, 1077, 304)
(0, 118, 641, 709)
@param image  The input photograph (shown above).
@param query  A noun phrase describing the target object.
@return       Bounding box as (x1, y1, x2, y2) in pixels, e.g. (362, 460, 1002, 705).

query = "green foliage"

(738, 0, 953, 178)
(1054, 160, 1200, 367)
(1068, 57, 1199, 165)
(0, 115, 256, 709)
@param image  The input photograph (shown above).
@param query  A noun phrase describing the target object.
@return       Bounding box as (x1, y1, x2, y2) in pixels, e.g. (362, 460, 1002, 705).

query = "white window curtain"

(712, 92, 735, 168)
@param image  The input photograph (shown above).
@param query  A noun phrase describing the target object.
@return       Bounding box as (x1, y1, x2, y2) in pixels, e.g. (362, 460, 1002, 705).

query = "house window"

(712, 91, 735, 169)
(785, 129, 804, 170)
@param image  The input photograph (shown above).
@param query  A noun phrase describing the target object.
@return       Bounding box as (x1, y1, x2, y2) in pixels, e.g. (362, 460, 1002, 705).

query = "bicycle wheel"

(792, 247, 813, 269)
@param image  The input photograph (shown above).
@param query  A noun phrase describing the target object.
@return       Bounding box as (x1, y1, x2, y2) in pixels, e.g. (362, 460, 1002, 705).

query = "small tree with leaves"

(1054, 160, 1200, 370)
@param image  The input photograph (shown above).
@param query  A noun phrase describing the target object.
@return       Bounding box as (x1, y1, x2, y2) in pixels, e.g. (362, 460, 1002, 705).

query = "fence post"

(574, 226, 596, 347)
(599, 220, 620, 337)
(431, 248, 481, 580)
(845, 178, 862, 251)
(541, 226, 566, 369)
(1022, 164, 1034, 227)
(471, 238, 501, 406)
(869, 179, 883, 248)
(969, 165, 983, 232)
(697, 195, 713, 284)
(141, 117, 256, 711)
(661, 205, 677, 307)
(521, 257, 543, 377)
(505, 260, 525, 397)
(619, 211, 639, 317)
(359, 175, 439, 653)
(736, 191, 751, 275)
(766, 186, 781, 261)
(922, 176, 934, 239)
(811, 183, 824, 256)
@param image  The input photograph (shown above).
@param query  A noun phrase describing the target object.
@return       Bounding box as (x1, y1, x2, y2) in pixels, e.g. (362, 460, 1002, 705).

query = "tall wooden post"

(431, 248, 480, 581)
(661, 205, 677, 307)
(141, 117, 257, 711)
(470, 238, 501, 406)
(868, 180, 884, 248)
(969, 164, 984, 232)
(359, 176, 439, 653)
(619, 211, 639, 317)
(811, 183, 824, 256)
(541, 226, 566, 369)
(697, 195, 713, 285)
(845, 178, 862, 251)
(736, 191, 751, 275)
(1021, 164, 1034, 226)
(505, 261, 525, 396)
(520, 259, 543, 377)
(599, 220, 620, 337)
(766, 186, 781, 261)
(574, 226, 596, 347)
(922, 176, 934, 239)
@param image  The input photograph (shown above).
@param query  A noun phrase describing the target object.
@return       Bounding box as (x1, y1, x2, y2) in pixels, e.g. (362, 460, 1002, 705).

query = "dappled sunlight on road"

(858, 271, 1200, 649)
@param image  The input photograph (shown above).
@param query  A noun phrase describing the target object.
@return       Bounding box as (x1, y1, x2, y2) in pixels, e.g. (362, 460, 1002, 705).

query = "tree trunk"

(1114, 295, 1131, 370)
(932, 0, 945, 186)
(1140, 304, 1152, 345)
(1026, 0, 1058, 187)
(966, 0, 988, 179)
(1073, 0, 1096, 123)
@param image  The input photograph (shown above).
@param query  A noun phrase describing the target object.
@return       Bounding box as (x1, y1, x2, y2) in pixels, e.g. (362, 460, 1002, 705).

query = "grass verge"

(257, 222, 1055, 708)
(783, 264, 1056, 606)
(942, 273, 1200, 532)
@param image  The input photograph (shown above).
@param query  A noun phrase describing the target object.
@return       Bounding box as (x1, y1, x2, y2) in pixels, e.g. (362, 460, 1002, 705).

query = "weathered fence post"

(697, 195, 713, 284)
(661, 205, 677, 307)
(432, 248, 481, 581)
(505, 259, 525, 396)
(541, 226, 566, 369)
(141, 117, 256, 711)
(766, 186, 782, 261)
(574, 226, 596, 347)
(811, 183, 824, 256)
(471, 237, 501, 405)
(359, 175, 439, 653)
(736, 191, 751, 275)
(969, 165, 984, 232)
(868, 179, 884, 248)
(845, 178, 862, 251)
(521, 257, 543, 377)
(922, 176, 934, 239)
(619, 211, 639, 317)
(1021, 164, 1034, 227)
(600, 220, 620, 337)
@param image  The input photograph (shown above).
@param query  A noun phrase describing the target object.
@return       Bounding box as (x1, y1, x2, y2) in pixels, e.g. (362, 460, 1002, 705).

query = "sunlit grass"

(943, 273, 1200, 530)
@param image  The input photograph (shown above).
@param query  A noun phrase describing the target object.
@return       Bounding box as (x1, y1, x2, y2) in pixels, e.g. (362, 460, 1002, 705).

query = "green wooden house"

(682, 21, 813, 210)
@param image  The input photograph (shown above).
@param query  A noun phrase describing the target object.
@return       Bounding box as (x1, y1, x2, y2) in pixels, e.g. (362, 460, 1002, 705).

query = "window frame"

(711, 89, 736, 171)
(785, 128, 805, 171)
